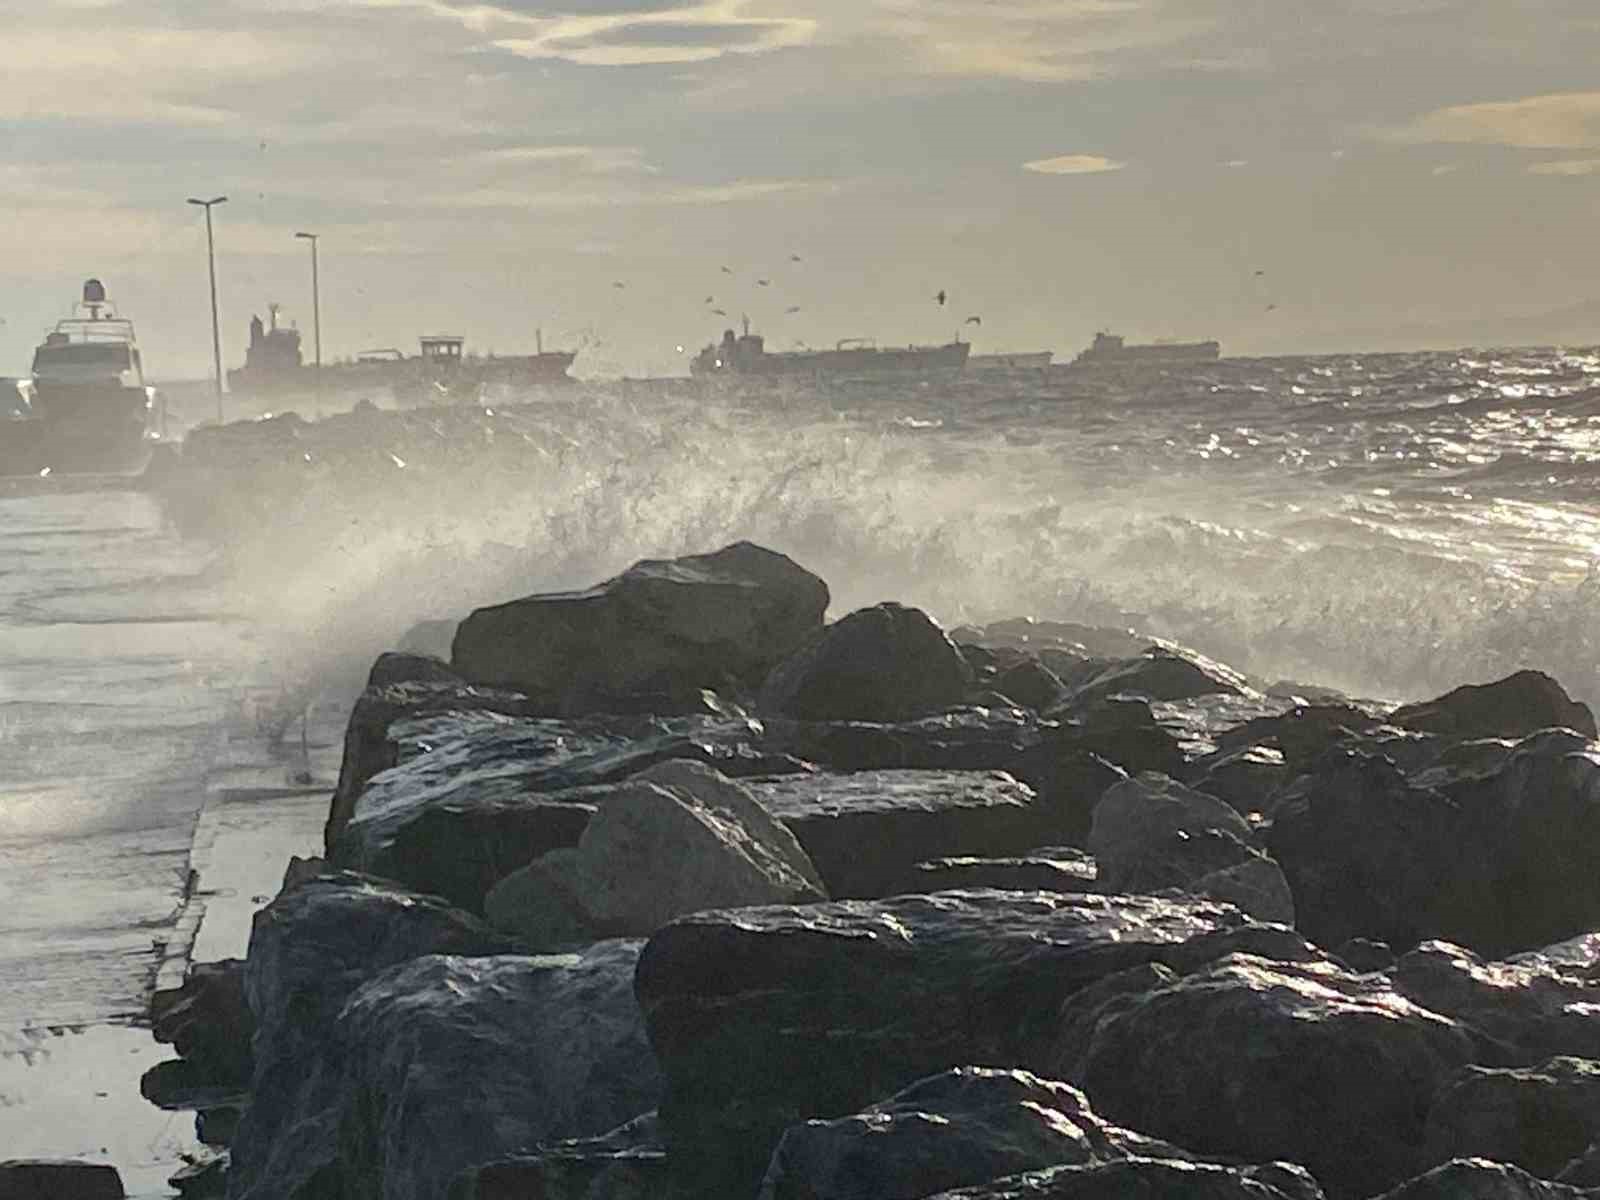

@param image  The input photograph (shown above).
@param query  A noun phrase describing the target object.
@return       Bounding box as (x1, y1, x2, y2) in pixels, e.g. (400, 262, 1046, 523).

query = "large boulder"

(1061, 646, 1254, 708)
(633, 889, 1257, 1197)
(757, 1067, 1190, 1200)
(149, 959, 253, 1090)
(1425, 1058, 1600, 1180)
(747, 769, 1046, 899)
(1076, 954, 1476, 1198)
(452, 541, 829, 709)
(759, 603, 973, 722)
(233, 944, 660, 1200)
(1089, 773, 1293, 925)
(488, 768, 824, 946)
(900, 849, 1098, 896)
(1391, 670, 1596, 741)
(1373, 1158, 1600, 1198)
(920, 1158, 1326, 1200)
(447, 1113, 667, 1200)
(0, 1162, 125, 1200)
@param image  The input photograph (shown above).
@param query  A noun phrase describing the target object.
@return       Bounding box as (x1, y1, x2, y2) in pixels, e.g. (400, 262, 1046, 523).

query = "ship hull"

(1071, 341, 1221, 367)
(0, 384, 157, 476)
(970, 352, 1053, 371)
(693, 340, 970, 380)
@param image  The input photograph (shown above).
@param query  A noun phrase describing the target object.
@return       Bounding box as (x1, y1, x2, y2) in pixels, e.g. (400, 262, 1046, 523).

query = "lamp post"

(186, 196, 227, 423)
(294, 232, 321, 373)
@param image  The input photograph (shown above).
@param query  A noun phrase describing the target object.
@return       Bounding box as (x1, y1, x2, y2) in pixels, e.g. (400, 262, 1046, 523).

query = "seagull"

(1266, 304, 1278, 312)
(1254, 269, 1266, 276)
(711, 308, 728, 316)
(790, 254, 802, 262)
(935, 290, 947, 307)
(721, 266, 733, 274)
(785, 306, 801, 314)
(964, 315, 982, 325)
(612, 281, 626, 289)
(704, 296, 714, 304)
(757, 279, 770, 287)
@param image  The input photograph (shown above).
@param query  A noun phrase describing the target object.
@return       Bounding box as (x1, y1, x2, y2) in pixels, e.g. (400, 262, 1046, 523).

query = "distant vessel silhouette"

(969, 351, 1053, 372)
(691, 318, 969, 380)
(2, 279, 162, 475)
(1070, 331, 1221, 366)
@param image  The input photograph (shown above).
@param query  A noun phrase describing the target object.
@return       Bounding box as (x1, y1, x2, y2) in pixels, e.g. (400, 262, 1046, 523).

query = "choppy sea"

(2, 345, 1599, 1179)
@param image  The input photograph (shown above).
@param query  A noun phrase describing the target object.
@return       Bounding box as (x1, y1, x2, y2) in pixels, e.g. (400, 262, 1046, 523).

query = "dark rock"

(233, 943, 659, 1200)
(757, 1067, 1190, 1200)
(138, 1059, 247, 1112)
(366, 651, 461, 688)
(488, 766, 824, 945)
(760, 602, 973, 722)
(919, 1158, 1327, 1200)
(1050, 696, 1186, 778)
(1001, 745, 1127, 847)
(1391, 670, 1597, 741)
(1409, 736, 1520, 790)
(0, 1162, 124, 1200)
(168, 1151, 226, 1199)
(452, 541, 828, 707)
(1050, 962, 1181, 1082)
(195, 1106, 240, 1147)
(748, 770, 1045, 899)
(483, 848, 597, 950)
(901, 849, 1098, 896)
(634, 888, 1254, 1197)
(1089, 773, 1293, 924)
(1425, 1058, 1600, 1179)
(1334, 938, 1395, 973)
(1077, 953, 1476, 1198)
(1373, 1158, 1600, 1198)
(1188, 744, 1289, 815)
(1063, 646, 1253, 708)
(1559, 1145, 1600, 1187)
(397, 618, 457, 660)
(149, 959, 252, 1088)
(994, 659, 1068, 713)
(448, 1113, 668, 1200)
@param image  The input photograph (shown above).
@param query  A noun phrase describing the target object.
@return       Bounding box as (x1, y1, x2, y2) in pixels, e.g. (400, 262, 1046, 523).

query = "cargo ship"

(1069, 332, 1221, 367)
(227, 307, 577, 404)
(1, 279, 163, 476)
(690, 320, 970, 381)
(969, 351, 1053, 372)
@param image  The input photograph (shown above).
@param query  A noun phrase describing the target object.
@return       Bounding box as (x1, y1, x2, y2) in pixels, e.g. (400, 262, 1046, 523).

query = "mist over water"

(181, 345, 1600, 712)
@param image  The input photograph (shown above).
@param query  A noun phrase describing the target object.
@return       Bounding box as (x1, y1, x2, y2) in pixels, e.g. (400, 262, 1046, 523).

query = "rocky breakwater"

(137, 542, 1600, 1200)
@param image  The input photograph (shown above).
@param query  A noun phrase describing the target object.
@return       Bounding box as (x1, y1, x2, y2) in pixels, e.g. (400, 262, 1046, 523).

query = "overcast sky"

(2, 0, 1599, 378)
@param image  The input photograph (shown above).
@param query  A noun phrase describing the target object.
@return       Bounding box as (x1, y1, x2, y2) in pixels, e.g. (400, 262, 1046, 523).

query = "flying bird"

(785, 306, 801, 314)
(1266, 304, 1278, 312)
(711, 308, 728, 316)
(704, 296, 714, 304)
(757, 279, 770, 287)
(935, 290, 947, 307)
(612, 281, 626, 289)
(964, 315, 982, 325)
(1254, 270, 1266, 276)
(720, 266, 733, 274)
(790, 254, 802, 262)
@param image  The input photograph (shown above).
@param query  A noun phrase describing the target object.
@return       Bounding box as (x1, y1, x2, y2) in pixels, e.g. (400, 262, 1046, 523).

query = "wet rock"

(1559, 1145, 1600, 1187)
(901, 849, 1098, 896)
(1077, 954, 1476, 1198)
(1050, 697, 1186, 778)
(483, 848, 597, 951)
(1187, 744, 1289, 815)
(1063, 646, 1254, 708)
(919, 1158, 1326, 1200)
(0, 1162, 124, 1200)
(758, 1067, 1190, 1200)
(634, 888, 1254, 1197)
(365, 651, 461, 688)
(195, 1106, 240, 1148)
(993, 659, 1068, 713)
(760, 602, 973, 722)
(1334, 938, 1395, 973)
(233, 943, 660, 1200)
(149, 959, 252, 1089)
(452, 541, 828, 708)
(448, 1113, 667, 1200)
(1425, 1058, 1600, 1179)
(1001, 746, 1127, 846)
(168, 1151, 226, 1199)
(749, 769, 1045, 898)
(138, 1059, 247, 1112)
(1391, 670, 1596, 741)
(1373, 1158, 1600, 1198)
(1089, 773, 1293, 924)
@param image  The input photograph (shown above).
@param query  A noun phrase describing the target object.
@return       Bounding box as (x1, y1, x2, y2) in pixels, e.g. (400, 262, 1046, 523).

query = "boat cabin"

(31, 279, 145, 389)
(419, 335, 465, 367)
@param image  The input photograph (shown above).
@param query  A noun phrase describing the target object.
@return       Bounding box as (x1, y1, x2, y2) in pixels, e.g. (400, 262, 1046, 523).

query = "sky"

(2, 0, 1599, 379)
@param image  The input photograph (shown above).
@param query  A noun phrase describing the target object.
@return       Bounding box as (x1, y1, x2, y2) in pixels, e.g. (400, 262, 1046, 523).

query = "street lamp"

(294, 232, 321, 373)
(186, 196, 228, 423)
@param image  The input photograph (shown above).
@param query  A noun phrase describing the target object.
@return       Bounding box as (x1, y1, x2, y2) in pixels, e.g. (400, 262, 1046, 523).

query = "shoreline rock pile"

(142, 541, 1600, 1199)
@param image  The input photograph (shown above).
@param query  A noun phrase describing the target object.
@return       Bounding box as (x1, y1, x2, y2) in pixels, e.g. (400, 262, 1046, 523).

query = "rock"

(1089, 773, 1293, 924)
(1334, 938, 1395, 973)
(0, 1162, 124, 1200)
(1076, 954, 1476, 1198)
(1560, 1145, 1600, 1187)
(748, 770, 1046, 899)
(366, 651, 461, 688)
(1063, 646, 1254, 708)
(149, 959, 252, 1089)
(1001, 746, 1128, 846)
(232, 943, 660, 1200)
(138, 1059, 247, 1112)
(760, 603, 973, 722)
(452, 541, 828, 708)
(901, 849, 1098, 896)
(1051, 696, 1187, 778)
(919, 1158, 1327, 1199)
(448, 1114, 667, 1200)
(1373, 1158, 1600, 1198)
(993, 659, 1068, 713)
(634, 888, 1255, 1196)
(397, 618, 457, 660)
(483, 847, 598, 950)
(1187, 744, 1289, 815)
(168, 1151, 227, 1199)
(1391, 670, 1597, 741)
(1425, 1058, 1600, 1180)
(196, 1106, 240, 1147)
(231, 874, 519, 1200)
(757, 1067, 1190, 1200)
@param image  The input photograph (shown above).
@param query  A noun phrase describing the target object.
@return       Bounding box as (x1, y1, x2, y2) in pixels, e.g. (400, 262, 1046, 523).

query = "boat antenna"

(741, 313, 750, 337)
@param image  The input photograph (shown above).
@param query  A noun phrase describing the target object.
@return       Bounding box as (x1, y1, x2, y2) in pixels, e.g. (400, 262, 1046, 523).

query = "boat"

(1, 279, 163, 476)
(690, 319, 970, 381)
(227, 310, 577, 404)
(969, 351, 1054, 372)
(1069, 332, 1221, 367)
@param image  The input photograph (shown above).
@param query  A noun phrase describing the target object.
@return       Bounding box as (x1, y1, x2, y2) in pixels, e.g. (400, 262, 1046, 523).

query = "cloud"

(1389, 91, 1600, 150)
(472, 145, 657, 173)
(1528, 158, 1600, 176)
(1022, 154, 1127, 175)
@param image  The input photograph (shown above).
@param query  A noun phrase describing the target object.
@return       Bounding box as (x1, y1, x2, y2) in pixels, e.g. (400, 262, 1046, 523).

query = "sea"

(2, 345, 1600, 1187)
